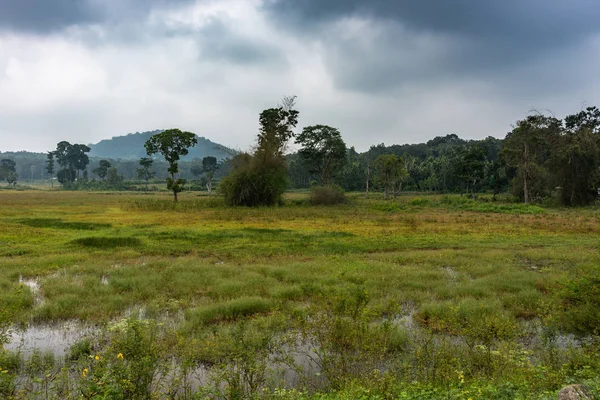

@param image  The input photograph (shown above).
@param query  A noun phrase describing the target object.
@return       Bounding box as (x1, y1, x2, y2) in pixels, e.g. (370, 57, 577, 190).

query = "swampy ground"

(0, 190, 599, 399)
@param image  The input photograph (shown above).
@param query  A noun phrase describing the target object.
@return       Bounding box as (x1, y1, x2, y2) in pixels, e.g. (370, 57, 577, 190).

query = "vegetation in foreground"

(0, 190, 599, 399)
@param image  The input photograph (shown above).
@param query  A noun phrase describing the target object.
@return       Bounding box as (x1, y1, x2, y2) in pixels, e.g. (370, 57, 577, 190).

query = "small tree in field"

(137, 157, 155, 192)
(295, 125, 347, 185)
(144, 129, 197, 202)
(202, 156, 218, 195)
(0, 159, 18, 186)
(374, 154, 406, 200)
(93, 160, 111, 180)
(46, 152, 55, 188)
(221, 96, 299, 206)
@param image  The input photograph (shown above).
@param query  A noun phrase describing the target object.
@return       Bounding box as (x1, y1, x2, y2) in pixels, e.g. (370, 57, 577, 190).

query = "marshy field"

(0, 190, 599, 399)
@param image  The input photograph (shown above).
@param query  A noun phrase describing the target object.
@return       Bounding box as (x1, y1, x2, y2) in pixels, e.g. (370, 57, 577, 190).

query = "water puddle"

(6, 321, 97, 358)
(19, 275, 43, 305)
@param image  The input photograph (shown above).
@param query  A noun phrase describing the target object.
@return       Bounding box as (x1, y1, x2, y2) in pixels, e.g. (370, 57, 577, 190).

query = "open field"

(0, 190, 599, 399)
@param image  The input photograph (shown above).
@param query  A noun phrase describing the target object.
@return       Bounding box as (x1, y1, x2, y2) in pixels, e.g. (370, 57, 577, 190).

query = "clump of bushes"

(220, 153, 288, 207)
(309, 185, 346, 205)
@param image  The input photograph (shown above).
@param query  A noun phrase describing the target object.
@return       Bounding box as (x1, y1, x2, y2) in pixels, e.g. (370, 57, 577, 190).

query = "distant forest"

(2, 106, 600, 206)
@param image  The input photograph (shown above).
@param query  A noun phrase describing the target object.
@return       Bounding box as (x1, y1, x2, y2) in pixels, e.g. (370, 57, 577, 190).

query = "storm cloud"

(1, 0, 600, 152)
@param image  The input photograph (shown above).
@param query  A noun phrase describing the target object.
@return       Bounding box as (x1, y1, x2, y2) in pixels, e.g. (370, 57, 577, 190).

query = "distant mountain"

(89, 130, 236, 161)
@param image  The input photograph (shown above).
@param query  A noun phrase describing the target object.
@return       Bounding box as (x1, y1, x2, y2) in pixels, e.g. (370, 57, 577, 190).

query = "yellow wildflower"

(94, 355, 100, 360)
(117, 353, 124, 360)
(82, 368, 88, 377)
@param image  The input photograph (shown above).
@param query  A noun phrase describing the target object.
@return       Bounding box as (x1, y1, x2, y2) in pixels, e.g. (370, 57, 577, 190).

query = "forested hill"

(89, 130, 235, 160)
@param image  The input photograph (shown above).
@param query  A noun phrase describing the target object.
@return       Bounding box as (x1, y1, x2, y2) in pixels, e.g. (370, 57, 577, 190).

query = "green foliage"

(0, 159, 18, 186)
(309, 185, 347, 206)
(144, 128, 198, 202)
(556, 264, 600, 335)
(222, 98, 299, 207)
(220, 153, 289, 206)
(296, 125, 347, 185)
(373, 154, 407, 199)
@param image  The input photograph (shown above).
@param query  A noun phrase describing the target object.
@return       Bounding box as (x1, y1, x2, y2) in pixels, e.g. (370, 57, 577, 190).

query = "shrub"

(220, 153, 288, 207)
(309, 185, 346, 206)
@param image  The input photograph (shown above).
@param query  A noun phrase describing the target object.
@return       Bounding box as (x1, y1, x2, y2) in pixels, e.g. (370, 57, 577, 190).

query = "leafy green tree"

(0, 159, 18, 186)
(221, 97, 299, 206)
(256, 96, 299, 158)
(190, 159, 204, 181)
(502, 115, 560, 203)
(53, 141, 91, 185)
(106, 167, 123, 189)
(137, 157, 155, 192)
(144, 129, 198, 202)
(46, 152, 55, 188)
(93, 160, 112, 180)
(373, 154, 407, 199)
(548, 107, 600, 206)
(457, 145, 486, 199)
(295, 125, 347, 185)
(202, 156, 218, 195)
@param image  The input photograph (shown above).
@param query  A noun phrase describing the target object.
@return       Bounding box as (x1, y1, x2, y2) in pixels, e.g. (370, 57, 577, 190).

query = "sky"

(1, 0, 600, 153)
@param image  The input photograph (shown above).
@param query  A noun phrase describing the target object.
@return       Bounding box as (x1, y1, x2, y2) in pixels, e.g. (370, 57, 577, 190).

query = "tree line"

(2, 103, 600, 206)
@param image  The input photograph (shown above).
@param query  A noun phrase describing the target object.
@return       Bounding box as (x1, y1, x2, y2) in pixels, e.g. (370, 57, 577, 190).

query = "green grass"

(0, 190, 598, 398)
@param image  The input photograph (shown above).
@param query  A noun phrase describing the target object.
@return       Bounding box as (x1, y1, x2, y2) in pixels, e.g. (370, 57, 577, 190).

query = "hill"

(89, 130, 235, 161)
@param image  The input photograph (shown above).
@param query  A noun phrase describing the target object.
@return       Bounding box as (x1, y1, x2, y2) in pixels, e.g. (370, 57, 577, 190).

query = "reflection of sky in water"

(6, 322, 96, 358)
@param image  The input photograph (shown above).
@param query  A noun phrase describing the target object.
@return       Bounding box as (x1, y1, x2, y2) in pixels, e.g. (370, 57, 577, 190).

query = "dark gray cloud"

(196, 18, 285, 66)
(264, 0, 600, 93)
(0, 0, 195, 34)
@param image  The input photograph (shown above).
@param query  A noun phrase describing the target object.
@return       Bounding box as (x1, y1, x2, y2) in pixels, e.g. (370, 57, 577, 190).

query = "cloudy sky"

(1, 0, 600, 153)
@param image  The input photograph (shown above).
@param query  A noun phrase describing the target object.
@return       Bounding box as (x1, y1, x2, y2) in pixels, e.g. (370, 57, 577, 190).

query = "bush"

(220, 153, 288, 207)
(309, 185, 346, 206)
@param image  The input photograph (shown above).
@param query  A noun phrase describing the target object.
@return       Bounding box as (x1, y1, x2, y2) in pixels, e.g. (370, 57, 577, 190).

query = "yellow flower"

(94, 355, 100, 360)
(82, 368, 88, 377)
(117, 353, 124, 360)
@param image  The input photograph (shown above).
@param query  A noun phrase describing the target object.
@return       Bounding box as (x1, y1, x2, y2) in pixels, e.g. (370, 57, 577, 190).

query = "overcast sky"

(1, 0, 600, 153)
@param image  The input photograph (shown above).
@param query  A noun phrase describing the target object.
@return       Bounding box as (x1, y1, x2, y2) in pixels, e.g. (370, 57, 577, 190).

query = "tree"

(550, 107, 600, 206)
(256, 95, 299, 159)
(295, 125, 347, 185)
(457, 145, 486, 199)
(46, 152, 55, 188)
(373, 154, 407, 200)
(190, 159, 204, 181)
(106, 167, 123, 189)
(94, 160, 112, 180)
(502, 115, 560, 203)
(202, 156, 218, 195)
(137, 157, 155, 192)
(144, 129, 198, 202)
(53, 141, 91, 185)
(221, 96, 299, 206)
(0, 159, 18, 186)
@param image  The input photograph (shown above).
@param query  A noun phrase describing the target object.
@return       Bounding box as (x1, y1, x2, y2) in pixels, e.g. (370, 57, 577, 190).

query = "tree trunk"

(207, 181, 212, 195)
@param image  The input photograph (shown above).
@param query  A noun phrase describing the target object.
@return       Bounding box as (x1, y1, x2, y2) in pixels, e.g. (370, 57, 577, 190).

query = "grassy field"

(0, 190, 599, 399)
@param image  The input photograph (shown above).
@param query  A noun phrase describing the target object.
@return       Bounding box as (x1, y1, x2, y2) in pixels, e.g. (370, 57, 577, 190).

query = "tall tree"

(46, 152, 55, 188)
(202, 156, 218, 195)
(457, 145, 486, 199)
(551, 106, 600, 206)
(295, 125, 347, 185)
(94, 160, 112, 180)
(502, 115, 560, 203)
(0, 159, 18, 186)
(374, 154, 407, 200)
(144, 129, 198, 202)
(53, 141, 90, 185)
(221, 96, 299, 206)
(137, 157, 155, 192)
